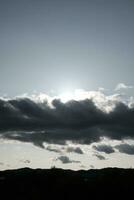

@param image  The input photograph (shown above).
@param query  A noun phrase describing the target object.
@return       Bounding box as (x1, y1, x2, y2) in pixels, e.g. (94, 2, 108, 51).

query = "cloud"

(115, 83, 133, 91)
(80, 165, 86, 168)
(0, 91, 134, 147)
(115, 143, 134, 155)
(20, 159, 31, 164)
(0, 162, 4, 165)
(46, 146, 61, 153)
(56, 156, 80, 164)
(45, 145, 83, 154)
(98, 87, 105, 92)
(94, 154, 106, 160)
(90, 165, 95, 169)
(23, 160, 31, 164)
(93, 144, 115, 154)
(66, 146, 83, 154)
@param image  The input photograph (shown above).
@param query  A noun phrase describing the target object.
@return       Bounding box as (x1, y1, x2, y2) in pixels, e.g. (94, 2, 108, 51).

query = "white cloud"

(115, 83, 133, 91)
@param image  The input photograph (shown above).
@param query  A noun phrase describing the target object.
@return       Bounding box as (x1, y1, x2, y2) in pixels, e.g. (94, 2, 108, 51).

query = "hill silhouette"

(0, 167, 134, 199)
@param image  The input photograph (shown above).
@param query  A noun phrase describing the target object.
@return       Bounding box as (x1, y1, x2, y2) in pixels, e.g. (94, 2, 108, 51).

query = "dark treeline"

(0, 167, 134, 199)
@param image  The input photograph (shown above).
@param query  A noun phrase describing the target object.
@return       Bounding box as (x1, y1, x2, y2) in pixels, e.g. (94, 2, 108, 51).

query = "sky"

(0, 0, 134, 170)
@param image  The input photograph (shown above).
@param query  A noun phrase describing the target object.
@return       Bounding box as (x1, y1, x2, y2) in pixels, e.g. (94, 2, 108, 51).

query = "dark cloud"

(0, 162, 4, 165)
(45, 145, 83, 154)
(56, 156, 80, 164)
(19, 159, 31, 164)
(66, 147, 83, 154)
(94, 154, 106, 160)
(0, 97, 134, 147)
(93, 144, 115, 154)
(46, 146, 61, 153)
(24, 160, 31, 164)
(90, 165, 95, 169)
(80, 165, 86, 168)
(115, 143, 134, 155)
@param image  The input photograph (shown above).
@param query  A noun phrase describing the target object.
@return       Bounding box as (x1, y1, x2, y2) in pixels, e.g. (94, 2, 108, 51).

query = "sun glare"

(59, 92, 74, 103)
(58, 89, 86, 103)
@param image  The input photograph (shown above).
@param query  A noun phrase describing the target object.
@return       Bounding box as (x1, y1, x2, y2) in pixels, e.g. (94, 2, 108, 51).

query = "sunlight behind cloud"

(59, 92, 74, 103)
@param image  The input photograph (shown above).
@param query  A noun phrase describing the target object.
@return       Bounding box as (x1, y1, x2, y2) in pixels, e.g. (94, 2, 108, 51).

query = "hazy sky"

(0, 0, 134, 170)
(0, 0, 134, 95)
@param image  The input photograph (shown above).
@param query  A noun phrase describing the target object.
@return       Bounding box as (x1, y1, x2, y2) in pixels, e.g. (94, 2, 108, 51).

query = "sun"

(58, 89, 87, 103)
(59, 92, 74, 103)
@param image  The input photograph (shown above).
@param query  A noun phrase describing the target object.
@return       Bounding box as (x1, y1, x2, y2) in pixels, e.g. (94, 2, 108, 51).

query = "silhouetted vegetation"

(0, 167, 134, 199)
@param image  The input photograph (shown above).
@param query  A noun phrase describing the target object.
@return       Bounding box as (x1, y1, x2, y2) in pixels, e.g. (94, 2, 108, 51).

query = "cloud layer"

(0, 90, 134, 147)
